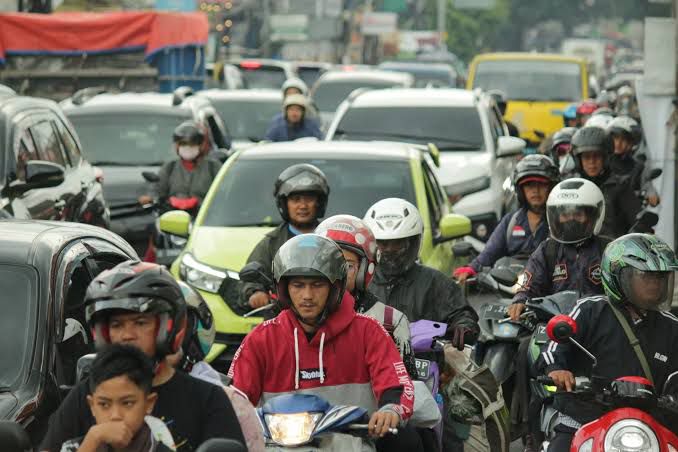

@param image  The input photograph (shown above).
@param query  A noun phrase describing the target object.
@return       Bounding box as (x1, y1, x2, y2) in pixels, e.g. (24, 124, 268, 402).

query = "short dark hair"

(89, 344, 154, 395)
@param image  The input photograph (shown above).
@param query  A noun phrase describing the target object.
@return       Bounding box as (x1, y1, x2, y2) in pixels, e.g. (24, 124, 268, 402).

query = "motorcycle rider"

(228, 234, 422, 452)
(575, 100, 597, 127)
(454, 154, 559, 283)
(40, 261, 246, 451)
(615, 84, 640, 120)
(264, 93, 322, 142)
(549, 127, 577, 177)
(241, 163, 330, 310)
(509, 178, 608, 319)
(537, 233, 678, 452)
(138, 121, 222, 212)
(561, 103, 578, 128)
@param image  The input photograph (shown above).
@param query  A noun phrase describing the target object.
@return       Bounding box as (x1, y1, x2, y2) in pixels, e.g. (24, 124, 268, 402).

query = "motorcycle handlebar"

(347, 424, 398, 435)
(536, 376, 555, 386)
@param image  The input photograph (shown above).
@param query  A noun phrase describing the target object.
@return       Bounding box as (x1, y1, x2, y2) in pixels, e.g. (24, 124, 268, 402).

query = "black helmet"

(85, 261, 187, 359)
(274, 164, 330, 221)
(571, 126, 612, 175)
(273, 234, 347, 325)
(172, 121, 205, 146)
(177, 281, 215, 372)
(512, 154, 559, 209)
(550, 127, 577, 165)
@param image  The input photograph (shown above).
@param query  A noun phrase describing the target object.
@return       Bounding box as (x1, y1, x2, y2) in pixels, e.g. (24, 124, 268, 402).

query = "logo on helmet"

(332, 223, 356, 233)
(557, 192, 579, 200)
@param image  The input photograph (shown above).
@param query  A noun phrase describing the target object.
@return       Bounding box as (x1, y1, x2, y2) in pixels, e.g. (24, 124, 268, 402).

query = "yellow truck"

(467, 52, 589, 147)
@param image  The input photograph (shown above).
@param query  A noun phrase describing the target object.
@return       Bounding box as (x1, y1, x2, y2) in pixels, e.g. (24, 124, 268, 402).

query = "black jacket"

(585, 171, 643, 239)
(537, 295, 678, 426)
(368, 263, 479, 338)
(241, 223, 296, 300)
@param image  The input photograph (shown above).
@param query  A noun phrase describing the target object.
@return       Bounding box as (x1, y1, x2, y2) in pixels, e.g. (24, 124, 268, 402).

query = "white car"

(325, 88, 525, 240)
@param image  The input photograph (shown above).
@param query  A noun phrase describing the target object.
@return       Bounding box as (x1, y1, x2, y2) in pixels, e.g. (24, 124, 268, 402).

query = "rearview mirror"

(159, 210, 191, 238)
(546, 315, 577, 343)
(489, 267, 518, 287)
(4, 161, 66, 197)
(436, 214, 471, 243)
(497, 136, 526, 157)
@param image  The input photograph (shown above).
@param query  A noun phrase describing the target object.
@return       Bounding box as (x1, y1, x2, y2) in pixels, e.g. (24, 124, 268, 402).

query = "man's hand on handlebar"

(138, 195, 153, 205)
(248, 291, 270, 309)
(548, 370, 575, 392)
(507, 303, 525, 322)
(368, 411, 399, 438)
(453, 266, 476, 284)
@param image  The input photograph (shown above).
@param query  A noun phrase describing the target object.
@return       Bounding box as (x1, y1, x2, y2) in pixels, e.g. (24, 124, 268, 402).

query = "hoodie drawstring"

(294, 328, 300, 390)
(319, 332, 326, 384)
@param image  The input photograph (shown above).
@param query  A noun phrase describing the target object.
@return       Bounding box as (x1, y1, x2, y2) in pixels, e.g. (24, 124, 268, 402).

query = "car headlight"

(179, 253, 238, 293)
(604, 419, 659, 451)
(445, 176, 491, 203)
(265, 412, 323, 446)
(578, 438, 593, 452)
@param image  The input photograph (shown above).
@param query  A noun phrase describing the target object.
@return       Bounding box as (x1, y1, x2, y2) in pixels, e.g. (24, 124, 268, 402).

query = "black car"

(0, 220, 137, 445)
(62, 90, 230, 255)
(0, 93, 109, 225)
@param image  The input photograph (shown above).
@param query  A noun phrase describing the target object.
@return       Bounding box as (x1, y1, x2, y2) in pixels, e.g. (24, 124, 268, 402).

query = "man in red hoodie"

(228, 234, 419, 451)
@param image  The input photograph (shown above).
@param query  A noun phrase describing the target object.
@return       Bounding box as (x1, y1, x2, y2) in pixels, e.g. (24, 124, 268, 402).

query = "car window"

(13, 128, 40, 181)
(30, 120, 67, 166)
(203, 157, 416, 227)
(209, 98, 281, 141)
(313, 80, 403, 112)
(240, 65, 287, 90)
(55, 119, 82, 166)
(420, 160, 442, 229)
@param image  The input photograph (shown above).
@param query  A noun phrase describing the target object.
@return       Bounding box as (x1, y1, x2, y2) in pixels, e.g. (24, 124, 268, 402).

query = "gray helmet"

(274, 163, 330, 221)
(273, 234, 347, 324)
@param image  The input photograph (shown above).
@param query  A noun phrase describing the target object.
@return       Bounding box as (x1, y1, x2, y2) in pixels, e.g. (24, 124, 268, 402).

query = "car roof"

(347, 88, 476, 108)
(472, 52, 587, 64)
(198, 89, 282, 102)
(239, 140, 422, 162)
(317, 70, 413, 84)
(379, 61, 454, 72)
(62, 92, 194, 116)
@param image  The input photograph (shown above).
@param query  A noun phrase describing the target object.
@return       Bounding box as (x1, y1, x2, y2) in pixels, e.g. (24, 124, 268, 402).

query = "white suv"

(325, 88, 525, 240)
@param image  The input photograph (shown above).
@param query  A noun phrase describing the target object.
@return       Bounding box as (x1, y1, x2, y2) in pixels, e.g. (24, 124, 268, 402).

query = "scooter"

(537, 314, 678, 451)
(257, 393, 394, 451)
(219, 261, 278, 319)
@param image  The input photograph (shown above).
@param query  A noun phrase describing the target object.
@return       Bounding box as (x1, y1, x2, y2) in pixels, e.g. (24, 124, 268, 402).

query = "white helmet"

(585, 114, 614, 129)
(364, 198, 424, 240)
(546, 178, 605, 244)
(607, 115, 642, 147)
(281, 77, 309, 96)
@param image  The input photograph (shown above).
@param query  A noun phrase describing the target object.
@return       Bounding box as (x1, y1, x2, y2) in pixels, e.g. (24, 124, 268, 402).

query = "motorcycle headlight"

(265, 412, 323, 446)
(604, 419, 659, 451)
(578, 438, 593, 452)
(179, 253, 238, 293)
(444, 176, 491, 203)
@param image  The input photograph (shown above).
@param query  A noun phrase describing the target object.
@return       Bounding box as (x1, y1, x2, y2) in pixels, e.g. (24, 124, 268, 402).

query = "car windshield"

(209, 98, 281, 141)
(380, 65, 454, 87)
(203, 157, 416, 227)
(68, 112, 190, 165)
(297, 67, 324, 88)
(473, 60, 582, 102)
(333, 106, 483, 149)
(241, 66, 287, 89)
(0, 265, 36, 388)
(313, 80, 402, 112)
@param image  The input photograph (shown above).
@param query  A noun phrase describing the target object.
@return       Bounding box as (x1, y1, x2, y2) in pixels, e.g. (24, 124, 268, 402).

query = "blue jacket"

(470, 208, 548, 272)
(264, 115, 322, 142)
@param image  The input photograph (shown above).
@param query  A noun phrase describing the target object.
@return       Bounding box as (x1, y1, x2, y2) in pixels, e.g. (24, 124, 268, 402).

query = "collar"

(288, 223, 303, 236)
(180, 159, 197, 171)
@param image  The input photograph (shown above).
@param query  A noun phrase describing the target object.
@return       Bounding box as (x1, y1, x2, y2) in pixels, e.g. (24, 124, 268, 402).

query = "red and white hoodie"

(228, 292, 414, 420)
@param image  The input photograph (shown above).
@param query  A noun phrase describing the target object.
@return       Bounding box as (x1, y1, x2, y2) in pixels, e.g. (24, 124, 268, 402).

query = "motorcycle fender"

(482, 343, 518, 385)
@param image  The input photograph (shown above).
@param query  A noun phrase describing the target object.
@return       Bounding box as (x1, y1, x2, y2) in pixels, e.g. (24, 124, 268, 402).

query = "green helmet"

(602, 233, 678, 311)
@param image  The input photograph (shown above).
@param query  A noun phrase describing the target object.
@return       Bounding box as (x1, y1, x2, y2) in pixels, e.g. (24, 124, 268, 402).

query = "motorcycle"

(629, 167, 662, 234)
(219, 261, 278, 319)
(409, 320, 511, 452)
(257, 393, 394, 451)
(537, 315, 678, 451)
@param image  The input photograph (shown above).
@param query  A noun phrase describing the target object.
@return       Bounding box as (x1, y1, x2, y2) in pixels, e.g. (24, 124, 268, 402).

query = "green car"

(159, 140, 471, 370)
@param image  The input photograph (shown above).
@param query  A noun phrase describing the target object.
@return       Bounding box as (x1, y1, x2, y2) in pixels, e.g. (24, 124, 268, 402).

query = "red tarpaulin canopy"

(0, 11, 208, 64)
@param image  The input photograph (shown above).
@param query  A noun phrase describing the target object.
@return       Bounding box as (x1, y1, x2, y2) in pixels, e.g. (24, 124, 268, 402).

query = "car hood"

(188, 226, 275, 270)
(99, 165, 161, 207)
(231, 140, 259, 152)
(437, 151, 491, 186)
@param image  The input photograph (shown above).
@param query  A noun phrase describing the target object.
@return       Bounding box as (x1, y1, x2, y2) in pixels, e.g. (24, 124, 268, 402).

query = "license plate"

(534, 325, 549, 344)
(484, 304, 509, 320)
(415, 358, 431, 380)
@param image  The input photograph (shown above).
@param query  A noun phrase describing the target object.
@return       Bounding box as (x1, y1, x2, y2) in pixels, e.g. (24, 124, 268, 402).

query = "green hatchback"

(159, 140, 470, 370)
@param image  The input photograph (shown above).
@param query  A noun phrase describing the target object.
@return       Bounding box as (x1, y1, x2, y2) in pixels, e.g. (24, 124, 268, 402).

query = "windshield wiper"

(436, 143, 481, 151)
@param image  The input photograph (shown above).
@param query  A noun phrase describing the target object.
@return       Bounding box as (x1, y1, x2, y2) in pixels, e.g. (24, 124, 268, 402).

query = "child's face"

(87, 375, 157, 436)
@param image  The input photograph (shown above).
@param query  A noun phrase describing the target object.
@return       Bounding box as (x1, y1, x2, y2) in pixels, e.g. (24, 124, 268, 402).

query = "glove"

(453, 266, 477, 279)
(451, 325, 472, 351)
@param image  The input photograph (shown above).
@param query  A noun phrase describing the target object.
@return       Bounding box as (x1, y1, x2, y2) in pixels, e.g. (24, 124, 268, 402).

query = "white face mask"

(178, 145, 200, 161)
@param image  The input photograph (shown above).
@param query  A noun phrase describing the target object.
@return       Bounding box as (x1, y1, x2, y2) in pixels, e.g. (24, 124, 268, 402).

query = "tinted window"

(55, 119, 82, 166)
(13, 128, 40, 181)
(380, 65, 455, 87)
(68, 113, 190, 165)
(210, 98, 282, 140)
(313, 80, 402, 112)
(30, 121, 67, 166)
(297, 67, 324, 88)
(241, 66, 287, 90)
(334, 106, 483, 150)
(473, 60, 582, 102)
(0, 265, 37, 388)
(203, 157, 415, 227)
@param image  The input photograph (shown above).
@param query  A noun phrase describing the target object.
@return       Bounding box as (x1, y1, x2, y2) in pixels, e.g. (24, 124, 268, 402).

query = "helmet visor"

(85, 297, 171, 323)
(273, 235, 346, 284)
(277, 172, 328, 198)
(620, 268, 675, 311)
(547, 204, 600, 244)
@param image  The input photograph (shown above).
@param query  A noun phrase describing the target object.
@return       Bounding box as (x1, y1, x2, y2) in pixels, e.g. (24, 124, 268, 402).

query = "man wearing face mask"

(139, 121, 221, 212)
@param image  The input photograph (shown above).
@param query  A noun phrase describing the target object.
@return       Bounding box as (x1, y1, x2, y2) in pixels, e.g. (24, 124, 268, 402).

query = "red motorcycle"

(540, 315, 678, 452)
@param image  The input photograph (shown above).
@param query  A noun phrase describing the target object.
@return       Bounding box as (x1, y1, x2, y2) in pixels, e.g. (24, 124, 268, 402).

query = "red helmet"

(315, 215, 378, 291)
(576, 100, 598, 117)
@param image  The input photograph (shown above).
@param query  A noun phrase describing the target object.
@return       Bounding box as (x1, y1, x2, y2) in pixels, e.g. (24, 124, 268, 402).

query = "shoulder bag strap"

(607, 300, 654, 385)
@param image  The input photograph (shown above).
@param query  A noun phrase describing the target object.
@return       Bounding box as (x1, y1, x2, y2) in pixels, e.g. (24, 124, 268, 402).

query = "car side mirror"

(142, 171, 160, 183)
(546, 315, 577, 343)
(497, 136, 526, 157)
(0, 421, 31, 452)
(452, 240, 474, 257)
(159, 210, 191, 238)
(436, 214, 471, 243)
(4, 161, 66, 198)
